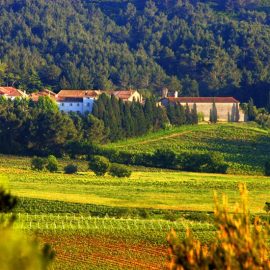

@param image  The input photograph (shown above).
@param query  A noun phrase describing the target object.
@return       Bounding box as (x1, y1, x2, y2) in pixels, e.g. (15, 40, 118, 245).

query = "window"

(77, 103, 80, 107)
(70, 103, 73, 106)
(61, 103, 64, 106)
(87, 103, 90, 107)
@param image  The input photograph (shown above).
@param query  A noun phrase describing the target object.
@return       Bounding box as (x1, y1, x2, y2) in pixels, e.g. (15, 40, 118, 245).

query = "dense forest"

(1, 0, 270, 108)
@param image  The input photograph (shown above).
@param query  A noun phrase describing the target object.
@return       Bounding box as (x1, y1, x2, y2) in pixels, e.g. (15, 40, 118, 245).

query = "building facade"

(160, 96, 246, 122)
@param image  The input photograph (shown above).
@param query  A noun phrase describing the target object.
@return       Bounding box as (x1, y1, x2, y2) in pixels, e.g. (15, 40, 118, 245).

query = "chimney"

(162, 87, 169, 98)
(174, 91, 178, 98)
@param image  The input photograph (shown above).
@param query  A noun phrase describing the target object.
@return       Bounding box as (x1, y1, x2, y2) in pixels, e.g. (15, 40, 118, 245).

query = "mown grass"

(106, 123, 270, 175)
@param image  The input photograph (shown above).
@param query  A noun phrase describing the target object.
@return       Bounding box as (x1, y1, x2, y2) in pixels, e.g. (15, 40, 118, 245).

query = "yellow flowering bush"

(167, 184, 270, 270)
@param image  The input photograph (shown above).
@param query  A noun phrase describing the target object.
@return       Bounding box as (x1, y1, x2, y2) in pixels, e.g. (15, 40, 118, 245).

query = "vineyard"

(0, 125, 269, 269)
(106, 123, 270, 175)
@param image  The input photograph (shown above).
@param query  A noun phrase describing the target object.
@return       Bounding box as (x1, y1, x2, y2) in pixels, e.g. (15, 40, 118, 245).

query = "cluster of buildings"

(0, 86, 245, 122)
(0, 87, 142, 114)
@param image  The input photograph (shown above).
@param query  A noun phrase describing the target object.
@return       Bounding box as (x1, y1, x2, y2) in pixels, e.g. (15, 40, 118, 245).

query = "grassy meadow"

(0, 123, 270, 269)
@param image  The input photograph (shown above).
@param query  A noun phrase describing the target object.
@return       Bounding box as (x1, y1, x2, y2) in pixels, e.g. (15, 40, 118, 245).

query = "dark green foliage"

(97, 146, 228, 174)
(89, 155, 110, 176)
(179, 153, 228, 174)
(31, 157, 47, 171)
(264, 160, 270, 176)
(247, 98, 257, 121)
(210, 102, 218, 123)
(153, 149, 177, 169)
(109, 163, 132, 178)
(46, 155, 58, 173)
(0, 0, 269, 107)
(64, 164, 78, 174)
(0, 188, 17, 213)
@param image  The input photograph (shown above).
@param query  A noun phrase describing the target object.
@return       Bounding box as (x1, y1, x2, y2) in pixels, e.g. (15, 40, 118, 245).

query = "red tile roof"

(30, 89, 57, 102)
(113, 90, 136, 100)
(166, 97, 240, 103)
(0, 87, 25, 97)
(57, 90, 100, 98)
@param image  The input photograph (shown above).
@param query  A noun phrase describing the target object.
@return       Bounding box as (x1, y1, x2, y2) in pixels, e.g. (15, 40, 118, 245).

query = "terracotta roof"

(57, 90, 100, 98)
(166, 97, 240, 103)
(30, 89, 57, 102)
(0, 87, 26, 97)
(113, 90, 136, 100)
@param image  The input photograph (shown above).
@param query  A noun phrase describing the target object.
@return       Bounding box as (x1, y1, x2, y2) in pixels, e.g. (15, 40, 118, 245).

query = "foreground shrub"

(167, 184, 270, 269)
(64, 164, 78, 174)
(46, 155, 58, 172)
(0, 187, 55, 269)
(109, 163, 132, 178)
(31, 157, 47, 171)
(89, 155, 110, 176)
(265, 160, 270, 176)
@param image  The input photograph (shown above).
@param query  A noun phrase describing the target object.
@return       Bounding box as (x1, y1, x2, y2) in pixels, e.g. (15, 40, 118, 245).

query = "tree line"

(0, 95, 198, 156)
(0, 0, 270, 108)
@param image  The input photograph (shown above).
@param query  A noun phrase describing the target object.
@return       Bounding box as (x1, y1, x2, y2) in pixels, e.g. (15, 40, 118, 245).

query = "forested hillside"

(1, 0, 270, 107)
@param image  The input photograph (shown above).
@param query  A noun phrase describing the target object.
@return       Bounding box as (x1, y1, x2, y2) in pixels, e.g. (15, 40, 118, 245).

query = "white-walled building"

(56, 90, 100, 114)
(56, 89, 143, 114)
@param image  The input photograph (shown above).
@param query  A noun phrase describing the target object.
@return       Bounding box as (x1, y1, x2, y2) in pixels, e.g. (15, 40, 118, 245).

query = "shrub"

(109, 163, 132, 178)
(167, 184, 270, 269)
(64, 164, 78, 174)
(46, 155, 58, 172)
(152, 149, 176, 169)
(179, 152, 228, 174)
(89, 155, 110, 176)
(265, 160, 270, 176)
(31, 157, 47, 171)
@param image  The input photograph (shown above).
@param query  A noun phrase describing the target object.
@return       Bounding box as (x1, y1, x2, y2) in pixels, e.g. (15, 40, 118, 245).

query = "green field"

(106, 123, 270, 175)
(0, 124, 270, 269)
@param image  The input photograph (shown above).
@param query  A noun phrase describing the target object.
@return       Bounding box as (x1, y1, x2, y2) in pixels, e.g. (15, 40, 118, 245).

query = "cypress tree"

(185, 103, 192, 124)
(167, 103, 177, 125)
(247, 98, 256, 121)
(191, 103, 198, 124)
(210, 101, 218, 123)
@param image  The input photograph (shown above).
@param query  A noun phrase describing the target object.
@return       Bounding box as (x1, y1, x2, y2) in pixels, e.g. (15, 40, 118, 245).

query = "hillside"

(1, 0, 270, 107)
(106, 123, 270, 174)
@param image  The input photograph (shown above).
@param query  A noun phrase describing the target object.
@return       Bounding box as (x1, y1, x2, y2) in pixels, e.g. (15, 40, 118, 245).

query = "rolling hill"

(106, 123, 270, 174)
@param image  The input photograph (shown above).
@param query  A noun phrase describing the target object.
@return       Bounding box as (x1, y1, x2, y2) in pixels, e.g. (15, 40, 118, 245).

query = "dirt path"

(115, 130, 193, 149)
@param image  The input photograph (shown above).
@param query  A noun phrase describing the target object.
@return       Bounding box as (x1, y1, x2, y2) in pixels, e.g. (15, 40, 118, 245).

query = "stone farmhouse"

(160, 95, 245, 122)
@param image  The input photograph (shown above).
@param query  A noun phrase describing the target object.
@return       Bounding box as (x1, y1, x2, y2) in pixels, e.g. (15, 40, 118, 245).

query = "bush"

(179, 152, 228, 174)
(167, 184, 270, 269)
(46, 155, 58, 172)
(31, 157, 47, 171)
(152, 149, 176, 169)
(109, 163, 132, 178)
(64, 164, 78, 174)
(89, 155, 110, 176)
(264, 160, 270, 176)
